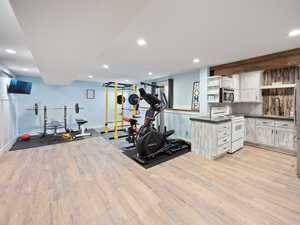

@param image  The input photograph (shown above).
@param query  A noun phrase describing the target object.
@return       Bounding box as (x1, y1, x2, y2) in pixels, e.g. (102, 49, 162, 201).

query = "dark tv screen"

(7, 79, 32, 94)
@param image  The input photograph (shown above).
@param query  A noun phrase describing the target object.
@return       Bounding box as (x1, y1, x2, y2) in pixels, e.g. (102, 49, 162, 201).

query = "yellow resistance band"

(113, 82, 119, 140)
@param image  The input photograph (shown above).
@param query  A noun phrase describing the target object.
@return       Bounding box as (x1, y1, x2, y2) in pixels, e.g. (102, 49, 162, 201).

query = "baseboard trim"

(245, 142, 296, 156)
(0, 137, 17, 157)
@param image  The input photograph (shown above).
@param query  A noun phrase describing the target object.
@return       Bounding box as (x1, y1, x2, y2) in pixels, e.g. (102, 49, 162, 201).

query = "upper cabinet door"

(240, 71, 262, 89)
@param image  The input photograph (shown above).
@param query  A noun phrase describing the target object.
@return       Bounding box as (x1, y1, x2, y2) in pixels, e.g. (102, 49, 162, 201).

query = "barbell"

(26, 103, 83, 115)
(54, 103, 83, 113)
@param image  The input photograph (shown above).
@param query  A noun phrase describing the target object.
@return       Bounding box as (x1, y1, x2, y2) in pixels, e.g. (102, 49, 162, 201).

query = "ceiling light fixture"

(193, 58, 200, 63)
(137, 38, 147, 47)
(289, 29, 300, 37)
(5, 49, 16, 54)
(88, 75, 93, 79)
(148, 72, 153, 75)
(102, 64, 109, 69)
(23, 68, 29, 71)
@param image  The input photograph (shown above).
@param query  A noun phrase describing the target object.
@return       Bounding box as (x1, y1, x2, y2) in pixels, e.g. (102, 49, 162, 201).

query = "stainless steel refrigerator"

(295, 81, 300, 178)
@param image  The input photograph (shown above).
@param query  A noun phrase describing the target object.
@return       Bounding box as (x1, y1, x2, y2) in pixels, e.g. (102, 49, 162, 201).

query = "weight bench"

(74, 119, 92, 139)
(47, 121, 65, 136)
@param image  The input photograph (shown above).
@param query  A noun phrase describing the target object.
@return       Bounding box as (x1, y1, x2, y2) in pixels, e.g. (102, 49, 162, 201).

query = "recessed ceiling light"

(289, 29, 300, 37)
(193, 58, 200, 63)
(88, 75, 93, 79)
(23, 68, 29, 71)
(102, 64, 109, 69)
(148, 72, 153, 75)
(137, 38, 147, 47)
(5, 49, 16, 54)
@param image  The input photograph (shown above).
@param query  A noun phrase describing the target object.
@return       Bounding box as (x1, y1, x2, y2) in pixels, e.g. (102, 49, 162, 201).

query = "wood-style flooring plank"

(0, 137, 299, 225)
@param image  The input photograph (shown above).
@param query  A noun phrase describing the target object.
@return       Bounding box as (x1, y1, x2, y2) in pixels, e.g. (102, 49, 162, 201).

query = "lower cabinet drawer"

(218, 142, 231, 154)
(217, 123, 231, 132)
(217, 129, 231, 139)
(217, 136, 230, 146)
(256, 119, 275, 127)
(275, 121, 295, 129)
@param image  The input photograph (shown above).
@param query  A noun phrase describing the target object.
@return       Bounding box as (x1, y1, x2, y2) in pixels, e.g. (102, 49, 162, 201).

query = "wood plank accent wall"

(262, 66, 300, 85)
(211, 48, 300, 76)
(262, 67, 300, 116)
(262, 88, 294, 116)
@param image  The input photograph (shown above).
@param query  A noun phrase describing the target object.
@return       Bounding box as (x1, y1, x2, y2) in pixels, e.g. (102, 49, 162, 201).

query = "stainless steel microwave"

(220, 88, 234, 103)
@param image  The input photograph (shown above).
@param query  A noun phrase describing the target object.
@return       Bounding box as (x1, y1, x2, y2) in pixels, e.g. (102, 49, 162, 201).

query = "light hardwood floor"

(0, 137, 299, 225)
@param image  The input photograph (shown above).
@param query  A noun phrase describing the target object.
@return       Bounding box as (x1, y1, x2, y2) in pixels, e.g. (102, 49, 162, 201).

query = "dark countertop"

(234, 114, 294, 121)
(190, 116, 231, 124)
(190, 114, 294, 123)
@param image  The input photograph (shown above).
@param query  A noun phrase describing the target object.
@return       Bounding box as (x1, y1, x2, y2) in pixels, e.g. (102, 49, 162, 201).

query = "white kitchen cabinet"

(191, 120, 231, 160)
(245, 118, 256, 142)
(239, 89, 261, 102)
(275, 128, 296, 151)
(240, 71, 261, 89)
(246, 118, 296, 154)
(255, 125, 274, 146)
(232, 72, 261, 103)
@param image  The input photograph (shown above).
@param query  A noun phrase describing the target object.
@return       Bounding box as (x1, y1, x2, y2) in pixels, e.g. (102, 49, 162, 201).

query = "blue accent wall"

(144, 67, 209, 141)
(16, 76, 133, 135)
(150, 70, 200, 109)
(173, 70, 200, 108)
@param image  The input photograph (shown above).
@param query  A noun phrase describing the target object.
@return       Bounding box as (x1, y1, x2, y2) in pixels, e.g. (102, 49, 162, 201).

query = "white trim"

(0, 137, 17, 157)
(172, 105, 191, 110)
(165, 110, 200, 115)
(260, 84, 296, 89)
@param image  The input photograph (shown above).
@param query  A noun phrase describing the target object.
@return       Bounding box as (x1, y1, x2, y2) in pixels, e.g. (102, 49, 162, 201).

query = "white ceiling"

(1, 0, 300, 84)
(0, 0, 39, 77)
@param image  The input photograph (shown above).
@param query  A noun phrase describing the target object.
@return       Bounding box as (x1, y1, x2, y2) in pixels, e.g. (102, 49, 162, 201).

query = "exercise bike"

(130, 85, 190, 164)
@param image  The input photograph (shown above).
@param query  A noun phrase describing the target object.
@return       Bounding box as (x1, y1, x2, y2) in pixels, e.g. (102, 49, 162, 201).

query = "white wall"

(0, 72, 18, 153)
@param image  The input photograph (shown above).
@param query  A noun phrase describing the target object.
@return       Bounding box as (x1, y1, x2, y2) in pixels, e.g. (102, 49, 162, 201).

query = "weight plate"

(117, 95, 126, 104)
(128, 94, 139, 105)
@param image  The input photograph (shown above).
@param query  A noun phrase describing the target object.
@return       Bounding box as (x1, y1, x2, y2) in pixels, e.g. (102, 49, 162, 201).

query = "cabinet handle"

(272, 129, 273, 134)
(275, 130, 277, 135)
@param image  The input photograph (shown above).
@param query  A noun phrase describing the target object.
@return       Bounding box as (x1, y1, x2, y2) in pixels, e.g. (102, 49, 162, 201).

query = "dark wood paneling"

(211, 48, 300, 76)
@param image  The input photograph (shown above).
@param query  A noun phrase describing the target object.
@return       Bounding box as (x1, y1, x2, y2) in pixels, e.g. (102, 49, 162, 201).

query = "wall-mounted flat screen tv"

(7, 79, 32, 94)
